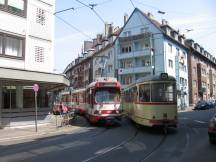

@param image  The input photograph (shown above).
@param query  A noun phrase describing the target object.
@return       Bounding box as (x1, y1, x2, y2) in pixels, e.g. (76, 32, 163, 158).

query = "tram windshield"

(151, 82, 176, 102)
(95, 88, 120, 103)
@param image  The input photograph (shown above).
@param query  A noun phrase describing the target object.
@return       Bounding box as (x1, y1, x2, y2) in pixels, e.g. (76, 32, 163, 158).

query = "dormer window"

(171, 31, 178, 40)
(168, 43, 172, 53)
(166, 27, 171, 35)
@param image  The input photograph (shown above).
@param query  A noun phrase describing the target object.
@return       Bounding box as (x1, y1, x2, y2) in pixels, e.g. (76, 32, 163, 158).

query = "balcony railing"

(118, 48, 152, 59)
(118, 66, 152, 75)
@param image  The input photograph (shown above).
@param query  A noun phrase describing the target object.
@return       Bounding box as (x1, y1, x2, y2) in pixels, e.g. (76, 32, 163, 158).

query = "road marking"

(81, 137, 133, 162)
(194, 120, 207, 124)
(185, 133, 190, 148)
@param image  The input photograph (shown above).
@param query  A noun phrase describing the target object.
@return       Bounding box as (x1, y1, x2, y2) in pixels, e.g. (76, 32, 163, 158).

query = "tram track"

(138, 129, 167, 162)
(81, 127, 139, 162)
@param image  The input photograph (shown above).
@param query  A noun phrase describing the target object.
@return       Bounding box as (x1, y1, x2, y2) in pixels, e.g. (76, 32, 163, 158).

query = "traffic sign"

(33, 84, 39, 92)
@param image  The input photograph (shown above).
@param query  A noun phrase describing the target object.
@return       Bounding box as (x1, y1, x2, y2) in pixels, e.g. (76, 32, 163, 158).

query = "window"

(139, 84, 150, 102)
(176, 48, 180, 56)
(8, 0, 24, 10)
(35, 46, 44, 63)
(107, 51, 112, 58)
(36, 8, 45, 26)
(0, 0, 26, 17)
(193, 80, 197, 87)
(0, 35, 2, 54)
(0, 34, 24, 58)
(168, 43, 172, 53)
(151, 83, 176, 102)
(134, 40, 150, 51)
(193, 67, 196, 74)
(0, 0, 5, 5)
(121, 45, 132, 53)
(141, 27, 149, 33)
(120, 59, 133, 69)
(123, 31, 131, 37)
(168, 59, 173, 68)
(5, 36, 23, 57)
(107, 65, 112, 73)
(121, 75, 132, 85)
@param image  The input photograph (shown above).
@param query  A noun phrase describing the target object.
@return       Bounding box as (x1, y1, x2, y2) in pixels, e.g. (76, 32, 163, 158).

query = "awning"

(0, 67, 70, 91)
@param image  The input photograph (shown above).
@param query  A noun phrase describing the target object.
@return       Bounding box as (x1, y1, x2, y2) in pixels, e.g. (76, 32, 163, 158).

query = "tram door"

(87, 88, 94, 115)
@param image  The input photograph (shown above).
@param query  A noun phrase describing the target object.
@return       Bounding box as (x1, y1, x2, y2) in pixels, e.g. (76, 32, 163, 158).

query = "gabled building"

(115, 8, 189, 108)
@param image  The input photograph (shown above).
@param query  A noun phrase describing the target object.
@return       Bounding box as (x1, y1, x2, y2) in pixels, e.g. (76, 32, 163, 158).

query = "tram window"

(139, 84, 150, 102)
(151, 83, 176, 102)
(95, 88, 120, 103)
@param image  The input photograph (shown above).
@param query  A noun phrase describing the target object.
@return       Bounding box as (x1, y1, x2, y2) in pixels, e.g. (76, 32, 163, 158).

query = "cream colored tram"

(123, 73, 177, 127)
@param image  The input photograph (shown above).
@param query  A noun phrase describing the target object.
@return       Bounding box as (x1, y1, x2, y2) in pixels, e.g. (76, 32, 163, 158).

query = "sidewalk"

(0, 118, 81, 143)
(178, 106, 194, 112)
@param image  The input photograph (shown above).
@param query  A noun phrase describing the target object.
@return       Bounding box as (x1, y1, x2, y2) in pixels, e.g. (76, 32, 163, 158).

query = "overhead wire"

(75, 0, 106, 24)
(55, 14, 93, 40)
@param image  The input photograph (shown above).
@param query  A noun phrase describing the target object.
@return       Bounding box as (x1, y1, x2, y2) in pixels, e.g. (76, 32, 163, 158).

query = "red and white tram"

(85, 77, 122, 124)
(61, 88, 86, 114)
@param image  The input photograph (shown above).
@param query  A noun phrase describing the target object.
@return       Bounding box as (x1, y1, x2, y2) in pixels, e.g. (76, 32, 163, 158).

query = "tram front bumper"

(149, 119, 177, 127)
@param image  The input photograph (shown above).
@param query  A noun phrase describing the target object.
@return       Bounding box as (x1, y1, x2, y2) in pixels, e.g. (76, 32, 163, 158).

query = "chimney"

(108, 24, 113, 37)
(147, 12, 154, 19)
(124, 13, 128, 24)
(162, 19, 168, 25)
(84, 41, 93, 52)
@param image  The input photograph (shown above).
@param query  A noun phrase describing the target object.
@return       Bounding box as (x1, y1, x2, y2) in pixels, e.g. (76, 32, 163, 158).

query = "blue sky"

(54, 0, 216, 72)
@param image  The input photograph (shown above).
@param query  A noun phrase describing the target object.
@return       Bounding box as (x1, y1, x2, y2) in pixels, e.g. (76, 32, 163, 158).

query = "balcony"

(118, 49, 152, 60)
(118, 66, 152, 75)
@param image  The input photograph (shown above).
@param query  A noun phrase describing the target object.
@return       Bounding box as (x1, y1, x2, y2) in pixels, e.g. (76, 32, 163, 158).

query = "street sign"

(33, 84, 39, 132)
(33, 84, 39, 92)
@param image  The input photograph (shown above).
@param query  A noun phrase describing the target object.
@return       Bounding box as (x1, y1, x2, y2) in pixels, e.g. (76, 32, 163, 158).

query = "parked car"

(194, 101, 210, 110)
(53, 103, 69, 115)
(208, 114, 216, 144)
(207, 99, 216, 109)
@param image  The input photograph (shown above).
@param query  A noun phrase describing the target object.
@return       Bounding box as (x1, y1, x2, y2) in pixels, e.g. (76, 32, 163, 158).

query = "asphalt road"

(0, 108, 216, 162)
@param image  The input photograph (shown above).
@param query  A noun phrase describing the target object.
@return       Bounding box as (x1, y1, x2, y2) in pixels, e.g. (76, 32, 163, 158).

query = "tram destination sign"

(160, 73, 168, 80)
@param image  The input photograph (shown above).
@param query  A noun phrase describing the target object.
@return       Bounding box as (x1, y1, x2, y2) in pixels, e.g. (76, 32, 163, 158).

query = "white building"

(115, 8, 189, 108)
(0, 0, 69, 128)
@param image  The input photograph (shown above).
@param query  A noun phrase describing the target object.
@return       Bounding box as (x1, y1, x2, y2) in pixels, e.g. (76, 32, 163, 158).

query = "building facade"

(115, 8, 189, 108)
(0, 0, 69, 128)
(186, 39, 216, 105)
(65, 24, 119, 89)
(64, 7, 216, 110)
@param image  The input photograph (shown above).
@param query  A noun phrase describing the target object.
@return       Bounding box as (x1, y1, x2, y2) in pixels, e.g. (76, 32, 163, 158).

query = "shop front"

(0, 67, 69, 128)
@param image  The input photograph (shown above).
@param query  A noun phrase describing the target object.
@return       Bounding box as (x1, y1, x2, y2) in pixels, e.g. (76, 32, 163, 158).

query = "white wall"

(25, 37, 53, 72)
(0, 10, 26, 36)
(0, 0, 55, 73)
(0, 57, 25, 69)
(25, 0, 55, 72)
(164, 39, 189, 107)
